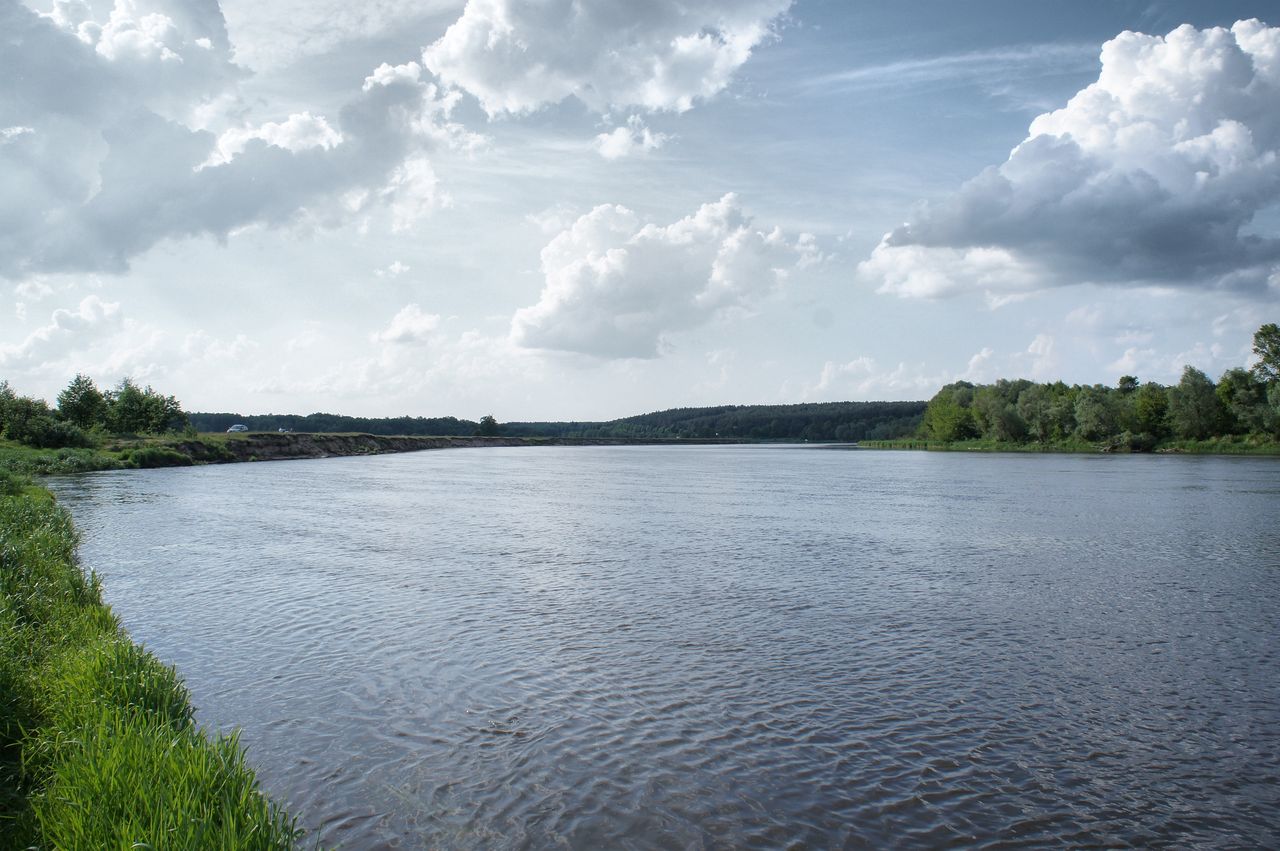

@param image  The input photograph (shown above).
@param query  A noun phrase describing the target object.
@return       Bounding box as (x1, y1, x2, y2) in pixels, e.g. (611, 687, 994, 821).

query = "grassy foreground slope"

(0, 477, 299, 849)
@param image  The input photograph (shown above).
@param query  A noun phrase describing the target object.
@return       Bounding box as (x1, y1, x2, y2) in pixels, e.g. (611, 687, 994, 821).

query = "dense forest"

(191, 401, 926, 442)
(501, 401, 926, 441)
(914, 323, 1280, 450)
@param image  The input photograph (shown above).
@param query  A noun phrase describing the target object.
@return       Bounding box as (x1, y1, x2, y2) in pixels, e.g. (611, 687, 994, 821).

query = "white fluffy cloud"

(204, 111, 343, 167)
(858, 20, 1280, 300)
(423, 0, 791, 115)
(511, 194, 812, 359)
(0, 295, 122, 368)
(595, 116, 668, 160)
(218, 0, 463, 71)
(372, 304, 442, 344)
(0, 4, 473, 278)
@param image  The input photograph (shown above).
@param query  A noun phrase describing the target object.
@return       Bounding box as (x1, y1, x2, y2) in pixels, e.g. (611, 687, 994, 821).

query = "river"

(48, 446, 1280, 848)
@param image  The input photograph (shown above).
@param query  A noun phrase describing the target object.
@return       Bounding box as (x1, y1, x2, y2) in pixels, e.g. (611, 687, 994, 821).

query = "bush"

(1105, 431, 1157, 453)
(121, 447, 194, 469)
(0, 469, 26, 496)
(17, 417, 95, 450)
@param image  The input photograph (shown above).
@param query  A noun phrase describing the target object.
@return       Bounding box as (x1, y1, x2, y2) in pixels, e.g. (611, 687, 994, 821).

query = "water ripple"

(48, 447, 1280, 849)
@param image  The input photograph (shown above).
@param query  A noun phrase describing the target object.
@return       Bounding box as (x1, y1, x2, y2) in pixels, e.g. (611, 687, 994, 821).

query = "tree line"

(501, 401, 926, 441)
(191, 402, 926, 441)
(188, 411, 482, 436)
(0, 375, 188, 449)
(918, 323, 1280, 449)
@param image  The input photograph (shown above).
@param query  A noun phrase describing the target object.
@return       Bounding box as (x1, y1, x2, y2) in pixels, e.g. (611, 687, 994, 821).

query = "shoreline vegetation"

(866, 323, 1280, 456)
(0, 480, 300, 848)
(858, 435, 1280, 455)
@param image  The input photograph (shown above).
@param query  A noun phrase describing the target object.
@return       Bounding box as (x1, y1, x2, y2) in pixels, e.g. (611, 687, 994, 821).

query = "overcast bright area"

(2, 0, 1277, 419)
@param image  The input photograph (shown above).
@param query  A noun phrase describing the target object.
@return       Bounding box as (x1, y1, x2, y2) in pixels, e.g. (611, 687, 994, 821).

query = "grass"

(859, 436, 1280, 454)
(0, 481, 301, 849)
(858, 437, 1101, 453)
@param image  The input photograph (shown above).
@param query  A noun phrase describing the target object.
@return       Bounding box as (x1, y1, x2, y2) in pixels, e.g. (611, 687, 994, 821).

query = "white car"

(226, 424, 249, 433)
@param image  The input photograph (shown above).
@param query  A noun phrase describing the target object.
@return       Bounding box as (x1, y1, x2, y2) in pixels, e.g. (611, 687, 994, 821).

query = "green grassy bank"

(858, 434, 1280, 454)
(0, 476, 300, 849)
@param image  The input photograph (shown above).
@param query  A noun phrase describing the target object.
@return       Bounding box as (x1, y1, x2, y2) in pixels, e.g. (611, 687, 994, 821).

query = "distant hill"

(190, 401, 926, 442)
(501, 401, 925, 441)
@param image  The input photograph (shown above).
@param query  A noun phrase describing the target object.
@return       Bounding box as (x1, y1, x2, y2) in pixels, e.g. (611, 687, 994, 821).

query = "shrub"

(19, 417, 95, 450)
(123, 447, 194, 469)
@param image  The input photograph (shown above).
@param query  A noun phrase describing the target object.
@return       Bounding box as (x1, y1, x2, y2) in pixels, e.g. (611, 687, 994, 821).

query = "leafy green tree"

(1015, 383, 1053, 442)
(1073, 385, 1118, 440)
(57, 373, 106, 429)
(1167, 366, 1227, 439)
(1133, 382, 1169, 437)
(1267, 383, 1280, 438)
(105, 379, 187, 434)
(921, 382, 978, 441)
(476, 414, 500, 437)
(1252, 323, 1280, 384)
(106, 379, 149, 433)
(1216, 367, 1268, 434)
(972, 384, 1026, 442)
(2, 394, 50, 442)
(0, 381, 15, 435)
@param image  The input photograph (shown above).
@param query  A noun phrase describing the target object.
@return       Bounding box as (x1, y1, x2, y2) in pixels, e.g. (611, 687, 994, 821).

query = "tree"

(2, 395, 50, 442)
(476, 414, 500, 437)
(1167, 366, 1226, 440)
(1073, 385, 1118, 440)
(1253, 323, 1280, 384)
(105, 378, 187, 434)
(920, 383, 977, 441)
(1133, 382, 1169, 437)
(57, 373, 105, 429)
(1117, 375, 1139, 394)
(1216, 367, 1267, 434)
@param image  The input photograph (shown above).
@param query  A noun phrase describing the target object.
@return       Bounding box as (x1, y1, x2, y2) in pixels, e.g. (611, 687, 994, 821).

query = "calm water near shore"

(49, 446, 1280, 848)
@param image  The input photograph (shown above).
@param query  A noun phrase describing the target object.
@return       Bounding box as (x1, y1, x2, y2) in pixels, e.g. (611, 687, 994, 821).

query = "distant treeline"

(189, 412, 480, 436)
(192, 401, 926, 442)
(918, 323, 1280, 449)
(502, 402, 926, 441)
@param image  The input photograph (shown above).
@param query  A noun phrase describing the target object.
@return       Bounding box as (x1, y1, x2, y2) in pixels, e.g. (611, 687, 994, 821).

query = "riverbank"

(858, 435, 1280, 454)
(0, 433, 751, 474)
(0, 480, 300, 848)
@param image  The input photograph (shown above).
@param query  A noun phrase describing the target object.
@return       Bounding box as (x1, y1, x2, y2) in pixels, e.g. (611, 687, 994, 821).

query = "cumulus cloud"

(511, 194, 813, 359)
(0, 4, 477, 278)
(858, 20, 1280, 300)
(595, 115, 668, 160)
(0, 295, 122, 368)
(372, 304, 441, 344)
(423, 0, 791, 115)
(203, 111, 343, 167)
(218, 0, 463, 72)
(39, 0, 246, 112)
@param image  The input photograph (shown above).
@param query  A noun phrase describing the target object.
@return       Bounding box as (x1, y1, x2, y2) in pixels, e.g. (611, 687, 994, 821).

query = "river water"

(48, 446, 1280, 848)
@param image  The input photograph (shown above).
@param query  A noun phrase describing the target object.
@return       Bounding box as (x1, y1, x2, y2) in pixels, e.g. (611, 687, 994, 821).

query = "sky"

(2, 0, 1278, 420)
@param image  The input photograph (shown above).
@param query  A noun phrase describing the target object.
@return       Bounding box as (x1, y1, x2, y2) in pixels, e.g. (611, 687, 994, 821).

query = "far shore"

(0, 432, 755, 475)
(5, 430, 1280, 478)
(856, 437, 1280, 456)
